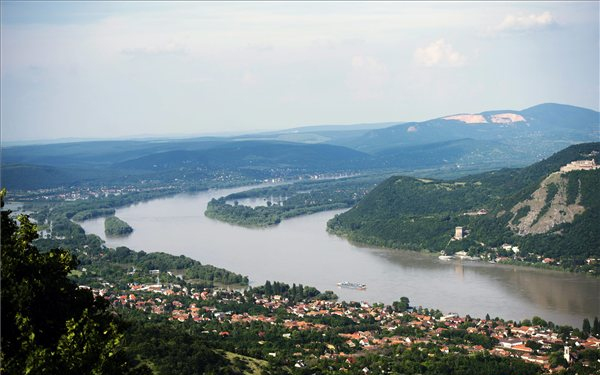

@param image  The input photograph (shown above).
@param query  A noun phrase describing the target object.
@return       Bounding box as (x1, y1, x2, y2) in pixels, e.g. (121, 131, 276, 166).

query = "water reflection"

(454, 263, 464, 280)
(77, 188, 600, 327)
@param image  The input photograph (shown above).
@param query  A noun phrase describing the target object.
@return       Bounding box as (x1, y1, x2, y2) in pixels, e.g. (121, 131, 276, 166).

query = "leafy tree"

(525, 340, 542, 353)
(265, 280, 273, 295)
(532, 316, 547, 327)
(392, 297, 410, 312)
(583, 318, 591, 335)
(0, 189, 149, 375)
(549, 350, 568, 368)
(593, 317, 600, 335)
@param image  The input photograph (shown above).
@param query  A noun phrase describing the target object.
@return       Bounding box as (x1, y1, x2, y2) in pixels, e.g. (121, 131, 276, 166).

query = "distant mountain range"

(330, 103, 598, 152)
(327, 142, 600, 259)
(2, 103, 598, 190)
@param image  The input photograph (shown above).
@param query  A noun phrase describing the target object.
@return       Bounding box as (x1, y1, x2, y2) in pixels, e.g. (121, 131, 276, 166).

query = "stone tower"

(564, 345, 572, 364)
(454, 226, 464, 240)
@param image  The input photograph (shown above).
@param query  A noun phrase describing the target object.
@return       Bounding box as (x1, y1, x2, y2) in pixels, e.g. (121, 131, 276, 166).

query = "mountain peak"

(522, 102, 599, 115)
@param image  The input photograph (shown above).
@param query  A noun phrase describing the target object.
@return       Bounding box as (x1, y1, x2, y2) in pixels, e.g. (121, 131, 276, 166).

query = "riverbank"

(327, 223, 599, 277)
(73, 191, 599, 327)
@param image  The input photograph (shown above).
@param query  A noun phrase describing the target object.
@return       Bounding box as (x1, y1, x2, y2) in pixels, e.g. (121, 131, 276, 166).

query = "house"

(440, 313, 459, 322)
(499, 338, 523, 348)
(582, 336, 600, 349)
(511, 344, 533, 353)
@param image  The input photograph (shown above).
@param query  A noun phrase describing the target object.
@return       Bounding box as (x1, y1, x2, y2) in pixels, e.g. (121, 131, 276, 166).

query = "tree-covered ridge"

(105, 216, 134, 236)
(76, 246, 249, 288)
(4, 104, 598, 194)
(328, 143, 600, 267)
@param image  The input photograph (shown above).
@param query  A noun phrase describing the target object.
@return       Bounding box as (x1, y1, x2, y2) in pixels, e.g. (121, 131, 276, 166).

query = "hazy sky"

(2, 1, 598, 142)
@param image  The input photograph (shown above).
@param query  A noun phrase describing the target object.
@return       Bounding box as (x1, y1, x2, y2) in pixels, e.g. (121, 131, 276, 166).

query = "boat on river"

(337, 281, 367, 290)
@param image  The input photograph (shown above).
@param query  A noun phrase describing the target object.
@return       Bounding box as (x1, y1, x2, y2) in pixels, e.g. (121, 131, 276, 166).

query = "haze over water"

(79, 187, 600, 328)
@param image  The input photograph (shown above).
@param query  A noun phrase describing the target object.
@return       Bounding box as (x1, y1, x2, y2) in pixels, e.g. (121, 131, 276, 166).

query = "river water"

(78, 186, 600, 327)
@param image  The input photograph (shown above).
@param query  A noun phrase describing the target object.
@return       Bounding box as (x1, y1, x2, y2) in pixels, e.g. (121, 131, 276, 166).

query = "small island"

(104, 216, 133, 236)
(204, 176, 378, 227)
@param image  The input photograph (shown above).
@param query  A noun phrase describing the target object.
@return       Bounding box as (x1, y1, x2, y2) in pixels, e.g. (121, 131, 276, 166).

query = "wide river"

(79, 186, 599, 327)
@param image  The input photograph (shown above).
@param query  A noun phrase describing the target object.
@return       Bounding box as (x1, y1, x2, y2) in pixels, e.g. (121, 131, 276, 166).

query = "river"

(78, 186, 600, 327)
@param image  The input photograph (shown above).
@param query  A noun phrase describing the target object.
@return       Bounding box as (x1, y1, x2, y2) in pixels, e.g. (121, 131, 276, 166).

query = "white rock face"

(490, 113, 526, 123)
(443, 114, 487, 124)
(442, 112, 527, 124)
(508, 172, 584, 235)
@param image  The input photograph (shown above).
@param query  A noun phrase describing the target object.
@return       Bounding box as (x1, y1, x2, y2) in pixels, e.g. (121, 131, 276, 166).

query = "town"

(89, 275, 600, 374)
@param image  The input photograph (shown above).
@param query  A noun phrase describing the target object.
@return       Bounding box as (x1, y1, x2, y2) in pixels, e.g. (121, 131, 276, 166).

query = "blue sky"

(1, 1, 598, 142)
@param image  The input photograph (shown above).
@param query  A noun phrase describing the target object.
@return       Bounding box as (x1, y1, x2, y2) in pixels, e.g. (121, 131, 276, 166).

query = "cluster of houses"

(93, 283, 599, 373)
(13, 183, 175, 202)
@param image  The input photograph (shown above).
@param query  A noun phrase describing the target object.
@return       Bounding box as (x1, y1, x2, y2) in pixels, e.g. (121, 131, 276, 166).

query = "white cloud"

(494, 11, 558, 33)
(414, 39, 466, 67)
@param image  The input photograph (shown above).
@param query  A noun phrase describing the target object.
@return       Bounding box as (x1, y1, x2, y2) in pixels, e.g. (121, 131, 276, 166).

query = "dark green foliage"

(517, 204, 600, 259)
(566, 172, 580, 205)
(531, 316, 548, 327)
(80, 246, 249, 287)
(247, 280, 337, 302)
(513, 205, 530, 225)
(123, 319, 231, 375)
(525, 340, 542, 352)
(328, 143, 600, 259)
(545, 183, 559, 204)
(0, 190, 149, 375)
(439, 329, 498, 349)
(531, 182, 559, 226)
(583, 318, 591, 334)
(206, 198, 283, 226)
(72, 208, 116, 221)
(205, 175, 380, 227)
(559, 349, 600, 374)
(318, 346, 542, 375)
(104, 216, 133, 236)
(392, 296, 410, 312)
(327, 175, 492, 250)
(471, 141, 600, 205)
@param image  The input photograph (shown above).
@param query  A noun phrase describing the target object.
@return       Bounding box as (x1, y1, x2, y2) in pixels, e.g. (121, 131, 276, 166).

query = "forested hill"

(3, 103, 598, 191)
(327, 142, 600, 262)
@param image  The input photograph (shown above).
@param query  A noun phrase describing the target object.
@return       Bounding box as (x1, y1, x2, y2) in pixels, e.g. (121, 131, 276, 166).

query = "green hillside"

(327, 143, 600, 263)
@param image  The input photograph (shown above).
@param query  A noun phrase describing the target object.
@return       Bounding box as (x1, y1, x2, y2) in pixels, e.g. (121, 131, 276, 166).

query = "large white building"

(560, 159, 599, 173)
